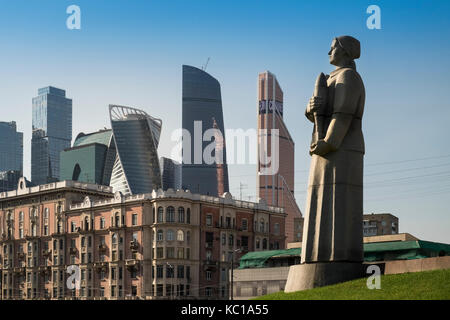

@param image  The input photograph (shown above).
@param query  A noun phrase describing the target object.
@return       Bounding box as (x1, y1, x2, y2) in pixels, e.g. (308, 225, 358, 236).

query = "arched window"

(112, 233, 118, 245)
(177, 230, 184, 242)
(157, 207, 164, 223)
(157, 230, 164, 241)
(221, 234, 226, 245)
(167, 229, 174, 241)
(31, 224, 37, 237)
(84, 217, 89, 230)
(19, 211, 24, 222)
(115, 214, 120, 227)
(178, 207, 185, 223)
(166, 206, 175, 222)
(44, 208, 49, 220)
(228, 234, 233, 246)
(262, 238, 267, 250)
(186, 208, 191, 224)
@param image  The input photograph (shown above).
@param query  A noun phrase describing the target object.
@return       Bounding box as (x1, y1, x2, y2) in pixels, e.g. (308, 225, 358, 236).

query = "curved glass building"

(182, 65, 229, 196)
(109, 105, 162, 195)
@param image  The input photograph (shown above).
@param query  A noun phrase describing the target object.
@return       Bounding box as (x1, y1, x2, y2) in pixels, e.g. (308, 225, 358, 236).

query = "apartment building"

(0, 179, 286, 300)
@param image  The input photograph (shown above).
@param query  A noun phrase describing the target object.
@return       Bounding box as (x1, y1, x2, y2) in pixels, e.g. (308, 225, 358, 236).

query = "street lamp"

(230, 248, 241, 300)
(166, 262, 174, 300)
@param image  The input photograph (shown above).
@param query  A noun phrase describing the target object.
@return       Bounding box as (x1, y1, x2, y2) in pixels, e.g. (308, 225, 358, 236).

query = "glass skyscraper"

(31, 86, 72, 185)
(109, 105, 162, 195)
(182, 65, 229, 196)
(0, 121, 23, 173)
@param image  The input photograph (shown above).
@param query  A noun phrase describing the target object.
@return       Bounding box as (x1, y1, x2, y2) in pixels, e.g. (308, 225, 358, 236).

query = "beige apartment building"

(0, 178, 286, 300)
(363, 213, 399, 237)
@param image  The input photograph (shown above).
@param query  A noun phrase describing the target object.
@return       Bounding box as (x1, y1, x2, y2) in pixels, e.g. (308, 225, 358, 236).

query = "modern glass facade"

(160, 157, 182, 191)
(109, 105, 162, 195)
(0, 121, 23, 173)
(60, 129, 116, 185)
(182, 65, 229, 196)
(31, 86, 72, 185)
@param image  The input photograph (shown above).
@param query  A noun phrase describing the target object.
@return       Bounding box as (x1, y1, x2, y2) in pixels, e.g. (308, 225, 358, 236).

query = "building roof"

(73, 130, 112, 147)
(238, 240, 450, 269)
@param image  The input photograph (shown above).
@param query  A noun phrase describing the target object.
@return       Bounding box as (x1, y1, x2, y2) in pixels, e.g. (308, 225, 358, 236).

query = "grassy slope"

(254, 268, 450, 300)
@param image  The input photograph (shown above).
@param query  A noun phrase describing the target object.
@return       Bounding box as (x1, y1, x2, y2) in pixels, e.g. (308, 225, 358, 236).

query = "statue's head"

(328, 36, 360, 67)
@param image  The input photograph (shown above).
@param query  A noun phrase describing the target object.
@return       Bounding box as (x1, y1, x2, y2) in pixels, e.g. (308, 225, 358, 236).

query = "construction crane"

(202, 57, 210, 71)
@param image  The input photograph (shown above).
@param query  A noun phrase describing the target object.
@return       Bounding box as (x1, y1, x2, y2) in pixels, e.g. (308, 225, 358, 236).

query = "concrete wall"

(384, 256, 450, 274)
(232, 267, 290, 300)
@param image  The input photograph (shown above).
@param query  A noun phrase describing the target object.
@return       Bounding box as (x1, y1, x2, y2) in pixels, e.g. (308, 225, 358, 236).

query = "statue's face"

(328, 39, 346, 66)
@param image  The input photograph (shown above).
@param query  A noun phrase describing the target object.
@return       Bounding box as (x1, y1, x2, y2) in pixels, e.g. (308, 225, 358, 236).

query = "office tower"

(182, 65, 229, 196)
(60, 129, 116, 185)
(160, 157, 182, 191)
(0, 121, 23, 173)
(109, 105, 162, 195)
(257, 71, 302, 244)
(31, 86, 72, 185)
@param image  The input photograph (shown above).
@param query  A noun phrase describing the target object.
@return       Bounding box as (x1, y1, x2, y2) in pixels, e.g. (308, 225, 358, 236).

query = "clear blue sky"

(0, 0, 449, 243)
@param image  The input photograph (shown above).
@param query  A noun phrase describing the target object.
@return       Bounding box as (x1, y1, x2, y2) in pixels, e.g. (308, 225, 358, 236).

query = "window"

(274, 223, 280, 235)
(166, 265, 174, 278)
(71, 221, 77, 233)
(177, 247, 184, 259)
(166, 206, 175, 222)
(157, 207, 164, 223)
(221, 268, 226, 281)
(156, 265, 163, 278)
(167, 229, 174, 241)
(186, 208, 191, 224)
(167, 247, 175, 258)
(157, 247, 164, 258)
(206, 271, 212, 281)
(228, 234, 233, 247)
(177, 265, 184, 278)
(221, 234, 226, 245)
(178, 207, 185, 223)
(112, 233, 118, 245)
(100, 217, 105, 229)
(186, 231, 190, 244)
(157, 230, 164, 241)
(206, 250, 212, 261)
(205, 287, 212, 297)
(262, 238, 267, 250)
(177, 230, 184, 241)
(186, 248, 190, 259)
(260, 219, 265, 233)
(206, 215, 212, 227)
(242, 219, 248, 231)
(132, 214, 138, 226)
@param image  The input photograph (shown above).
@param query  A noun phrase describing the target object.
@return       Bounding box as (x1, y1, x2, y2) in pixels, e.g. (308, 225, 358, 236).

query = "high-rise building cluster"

(0, 65, 304, 300)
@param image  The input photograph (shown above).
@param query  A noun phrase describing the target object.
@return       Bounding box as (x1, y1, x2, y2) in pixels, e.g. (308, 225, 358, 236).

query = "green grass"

(254, 268, 450, 300)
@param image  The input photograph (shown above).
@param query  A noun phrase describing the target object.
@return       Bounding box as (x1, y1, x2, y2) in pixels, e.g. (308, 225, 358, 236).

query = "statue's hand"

(310, 139, 334, 156)
(307, 96, 324, 115)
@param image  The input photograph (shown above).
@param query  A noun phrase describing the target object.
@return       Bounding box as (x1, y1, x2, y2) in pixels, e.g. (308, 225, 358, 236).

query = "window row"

(154, 206, 191, 224)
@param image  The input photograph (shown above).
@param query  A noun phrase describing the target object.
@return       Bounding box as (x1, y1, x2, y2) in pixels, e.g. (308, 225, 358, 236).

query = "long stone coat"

(301, 66, 365, 263)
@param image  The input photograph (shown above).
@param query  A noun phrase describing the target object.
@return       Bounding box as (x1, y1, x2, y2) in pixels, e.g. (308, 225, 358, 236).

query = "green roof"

(73, 130, 112, 147)
(238, 240, 450, 269)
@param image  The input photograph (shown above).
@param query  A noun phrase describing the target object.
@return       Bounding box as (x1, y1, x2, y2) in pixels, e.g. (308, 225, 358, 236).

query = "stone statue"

(285, 36, 366, 292)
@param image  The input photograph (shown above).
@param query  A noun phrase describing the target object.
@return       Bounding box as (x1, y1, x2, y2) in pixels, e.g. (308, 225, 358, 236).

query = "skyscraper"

(31, 86, 72, 185)
(257, 71, 302, 245)
(60, 129, 116, 185)
(0, 121, 23, 173)
(160, 157, 182, 191)
(182, 65, 229, 196)
(109, 105, 162, 195)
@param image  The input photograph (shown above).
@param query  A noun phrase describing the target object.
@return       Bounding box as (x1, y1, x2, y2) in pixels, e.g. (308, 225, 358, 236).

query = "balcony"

(39, 266, 51, 274)
(42, 249, 52, 257)
(125, 259, 139, 270)
(98, 244, 107, 251)
(69, 247, 77, 255)
(129, 240, 139, 251)
(17, 252, 25, 260)
(205, 242, 213, 249)
(93, 262, 108, 271)
(13, 267, 25, 275)
(203, 260, 218, 270)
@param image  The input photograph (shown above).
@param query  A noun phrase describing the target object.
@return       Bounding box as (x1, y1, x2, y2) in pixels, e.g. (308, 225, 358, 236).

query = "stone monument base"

(284, 262, 365, 293)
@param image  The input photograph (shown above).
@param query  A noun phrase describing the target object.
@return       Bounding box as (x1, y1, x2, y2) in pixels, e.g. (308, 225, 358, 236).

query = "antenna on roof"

(202, 57, 210, 71)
